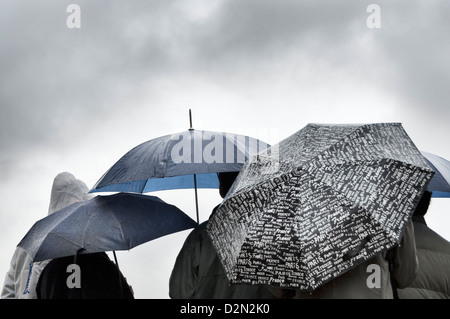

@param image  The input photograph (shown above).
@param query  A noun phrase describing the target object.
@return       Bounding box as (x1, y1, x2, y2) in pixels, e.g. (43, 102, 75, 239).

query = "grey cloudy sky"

(1, 1, 449, 298)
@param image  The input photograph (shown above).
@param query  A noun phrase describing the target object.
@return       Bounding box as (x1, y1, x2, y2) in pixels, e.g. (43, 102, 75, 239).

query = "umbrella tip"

(189, 108, 194, 131)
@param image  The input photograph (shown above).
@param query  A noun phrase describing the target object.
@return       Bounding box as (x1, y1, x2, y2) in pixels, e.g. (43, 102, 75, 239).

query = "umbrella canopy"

(421, 151, 450, 198)
(207, 123, 434, 291)
(18, 192, 197, 262)
(90, 128, 270, 222)
(91, 129, 270, 193)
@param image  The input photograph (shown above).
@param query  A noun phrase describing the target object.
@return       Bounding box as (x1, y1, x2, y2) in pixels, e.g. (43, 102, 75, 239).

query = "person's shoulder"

(415, 222, 450, 254)
(180, 220, 210, 246)
(190, 220, 209, 235)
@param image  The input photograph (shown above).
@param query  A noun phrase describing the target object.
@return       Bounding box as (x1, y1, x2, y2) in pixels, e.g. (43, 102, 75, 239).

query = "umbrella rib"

(291, 123, 431, 173)
(306, 157, 432, 200)
(301, 158, 431, 239)
(50, 231, 83, 248)
(105, 201, 128, 248)
(81, 206, 95, 249)
(270, 123, 364, 171)
(114, 215, 128, 248)
(35, 231, 84, 261)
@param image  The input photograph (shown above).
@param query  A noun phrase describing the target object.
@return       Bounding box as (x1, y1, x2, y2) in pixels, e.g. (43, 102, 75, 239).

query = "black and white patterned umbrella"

(207, 123, 434, 291)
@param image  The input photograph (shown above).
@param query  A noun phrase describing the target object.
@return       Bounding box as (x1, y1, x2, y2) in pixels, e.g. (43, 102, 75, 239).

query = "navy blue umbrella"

(90, 111, 270, 222)
(18, 193, 197, 262)
(91, 130, 269, 192)
(422, 151, 450, 198)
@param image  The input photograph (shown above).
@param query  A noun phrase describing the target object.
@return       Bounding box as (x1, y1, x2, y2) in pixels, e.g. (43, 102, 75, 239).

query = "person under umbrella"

(90, 112, 270, 224)
(36, 251, 134, 299)
(276, 219, 417, 298)
(1, 172, 93, 299)
(208, 123, 429, 297)
(169, 172, 275, 299)
(397, 191, 450, 299)
(18, 180, 197, 299)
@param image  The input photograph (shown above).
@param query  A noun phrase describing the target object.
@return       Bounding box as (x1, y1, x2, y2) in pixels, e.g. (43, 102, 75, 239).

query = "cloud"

(5, 0, 448, 163)
(379, 2, 450, 112)
(2, 0, 449, 198)
(1, 1, 449, 298)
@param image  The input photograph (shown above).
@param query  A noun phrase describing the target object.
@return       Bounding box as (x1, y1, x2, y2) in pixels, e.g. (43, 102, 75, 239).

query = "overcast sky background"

(1, 1, 449, 298)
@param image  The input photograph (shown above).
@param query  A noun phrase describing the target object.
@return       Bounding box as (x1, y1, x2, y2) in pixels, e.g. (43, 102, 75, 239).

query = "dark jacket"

(397, 221, 450, 299)
(170, 207, 418, 299)
(37, 252, 134, 299)
(169, 207, 275, 298)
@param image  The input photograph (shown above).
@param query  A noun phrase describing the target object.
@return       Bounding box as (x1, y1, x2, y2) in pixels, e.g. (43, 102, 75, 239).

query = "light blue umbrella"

(18, 193, 197, 262)
(90, 112, 270, 222)
(422, 151, 450, 198)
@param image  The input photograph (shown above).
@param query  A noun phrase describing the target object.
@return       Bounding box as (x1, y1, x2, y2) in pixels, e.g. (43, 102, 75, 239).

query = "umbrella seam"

(304, 158, 433, 236)
(227, 157, 433, 242)
(104, 195, 129, 248)
(82, 204, 96, 249)
(287, 123, 428, 174)
(214, 165, 425, 288)
(34, 231, 84, 262)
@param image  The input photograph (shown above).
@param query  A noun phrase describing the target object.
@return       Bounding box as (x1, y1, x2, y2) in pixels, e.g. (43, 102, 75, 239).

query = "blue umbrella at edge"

(422, 151, 450, 198)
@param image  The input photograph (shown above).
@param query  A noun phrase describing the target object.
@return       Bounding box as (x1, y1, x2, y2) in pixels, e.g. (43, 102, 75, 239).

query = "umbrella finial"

(189, 109, 194, 131)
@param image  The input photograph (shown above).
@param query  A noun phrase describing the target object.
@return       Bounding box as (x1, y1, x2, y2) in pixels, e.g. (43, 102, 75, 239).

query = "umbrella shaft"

(112, 251, 124, 298)
(193, 174, 199, 223)
(113, 251, 119, 269)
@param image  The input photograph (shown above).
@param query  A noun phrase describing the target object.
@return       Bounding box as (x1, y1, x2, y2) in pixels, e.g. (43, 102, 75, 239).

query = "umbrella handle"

(74, 248, 85, 265)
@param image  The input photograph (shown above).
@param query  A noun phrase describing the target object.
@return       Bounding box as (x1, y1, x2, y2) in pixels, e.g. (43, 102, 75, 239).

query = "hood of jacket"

(48, 172, 92, 215)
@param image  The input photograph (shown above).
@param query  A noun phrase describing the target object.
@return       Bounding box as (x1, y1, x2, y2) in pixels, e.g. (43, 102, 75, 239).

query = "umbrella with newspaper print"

(207, 123, 434, 291)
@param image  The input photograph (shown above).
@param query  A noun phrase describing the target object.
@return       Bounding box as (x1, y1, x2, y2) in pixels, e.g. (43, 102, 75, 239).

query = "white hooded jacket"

(1, 172, 92, 299)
